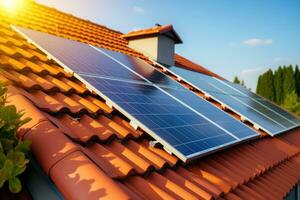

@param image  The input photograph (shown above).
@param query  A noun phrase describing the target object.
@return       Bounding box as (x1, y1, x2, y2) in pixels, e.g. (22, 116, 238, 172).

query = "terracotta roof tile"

(83, 143, 136, 179)
(122, 24, 183, 44)
(79, 115, 116, 141)
(20, 89, 66, 113)
(24, 121, 79, 174)
(106, 141, 154, 175)
(44, 75, 75, 93)
(123, 175, 176, 200)
(96, 116, 135, 139)
(51, 93, 86, 114)
(175, 54, 225, 80)
(146, 171, 200, 199)
(59, 77, 88, 94)
(0, 1, 299, 199)
(6, 86, 48, 138)
(140, 140, 179, 166)
(70, 94, 102, 114)
(49, 151, 130, 200)
(85, 95, 113, 114)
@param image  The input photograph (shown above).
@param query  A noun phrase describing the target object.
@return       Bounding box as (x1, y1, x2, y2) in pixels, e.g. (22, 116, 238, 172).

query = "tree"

(273, 66, 283, 104)
(0, 84, 31, 193)
(256, 69, 275, 101)
(233, 76, 241, 84)
(233, 76, 246, 87)
(241, 80, 245, 86)
(282, 91, 300, 115)
(256, 65, 300, 116)
(256, 75, 262, 94)
(282, 65, 296, 100)
(294, 65, 300, 96)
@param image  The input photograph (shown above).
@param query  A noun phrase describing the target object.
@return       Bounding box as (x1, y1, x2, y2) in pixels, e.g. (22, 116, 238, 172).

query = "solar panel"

(98, 47, 259, 140)
(81, 76, 237, 158)
(223, 80, 300, 125)
(13, 26, 258, 162)
(165, 65, 300, 135)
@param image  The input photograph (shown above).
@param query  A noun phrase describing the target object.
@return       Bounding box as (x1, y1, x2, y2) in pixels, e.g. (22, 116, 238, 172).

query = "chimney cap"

(121, 24, 183, 44)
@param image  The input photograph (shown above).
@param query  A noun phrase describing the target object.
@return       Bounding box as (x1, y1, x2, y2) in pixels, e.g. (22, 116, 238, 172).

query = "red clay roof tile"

(0, 1, 299, 199)
(85, 96, 113, 114)
(79, 115, 115, 141)
(24, 121, 79, 174)
(49, 151, 130, 200)
(121, 24, 183, 44)
(83, 143, 136, 179)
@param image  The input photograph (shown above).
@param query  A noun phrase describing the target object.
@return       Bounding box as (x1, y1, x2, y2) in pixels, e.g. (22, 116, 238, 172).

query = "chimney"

(121, 24, 182, 66)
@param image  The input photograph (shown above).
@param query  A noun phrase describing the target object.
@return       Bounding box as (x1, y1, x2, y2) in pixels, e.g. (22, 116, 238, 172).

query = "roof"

(175, 54, 225, 80)
(121, 24, 183, 44)
(0, 1, 299, 199)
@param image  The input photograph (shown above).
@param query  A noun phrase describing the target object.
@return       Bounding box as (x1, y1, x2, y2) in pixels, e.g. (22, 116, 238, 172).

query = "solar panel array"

(98, 47, 258, 140)
(14, 26, 260, 162)
(167, 65, 300, 135)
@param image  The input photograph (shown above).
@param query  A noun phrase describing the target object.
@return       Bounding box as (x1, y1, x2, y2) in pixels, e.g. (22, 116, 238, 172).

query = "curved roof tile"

(0, 1, 299, 199)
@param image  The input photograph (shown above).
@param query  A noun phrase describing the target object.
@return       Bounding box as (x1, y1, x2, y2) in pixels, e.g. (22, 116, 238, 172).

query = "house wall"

(158, 35, 175, 66)
(128, 36, 158, 60)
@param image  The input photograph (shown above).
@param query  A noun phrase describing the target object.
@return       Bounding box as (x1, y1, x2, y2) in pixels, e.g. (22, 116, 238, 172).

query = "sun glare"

(0, 0, 25, 13)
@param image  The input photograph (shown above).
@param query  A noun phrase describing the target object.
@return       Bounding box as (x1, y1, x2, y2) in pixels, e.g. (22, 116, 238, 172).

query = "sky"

(37, 0, 300, 90)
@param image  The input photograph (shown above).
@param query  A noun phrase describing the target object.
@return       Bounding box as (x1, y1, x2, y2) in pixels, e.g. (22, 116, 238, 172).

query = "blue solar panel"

(166, 65, 300, 135)
(223, 80, 300, 125)
(14, 26, 259, 162)
(82, 76, 237, 155)
(98, 47, 259, 140)
(14, 26, 145, 83)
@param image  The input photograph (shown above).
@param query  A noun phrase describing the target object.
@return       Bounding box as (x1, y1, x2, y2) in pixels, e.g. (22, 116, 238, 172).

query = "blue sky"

(37, 0, 300, 90)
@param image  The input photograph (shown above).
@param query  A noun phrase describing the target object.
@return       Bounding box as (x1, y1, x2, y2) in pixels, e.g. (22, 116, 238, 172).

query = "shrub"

(282, 91, 300, 116)
(0, 85, 31, 193)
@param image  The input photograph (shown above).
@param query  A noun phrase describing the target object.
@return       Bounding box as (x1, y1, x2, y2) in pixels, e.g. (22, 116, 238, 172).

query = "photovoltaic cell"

(98, 47, 259, 140)
(95, 47, 181, 89)
(223, 80, 300, 125)
(13, 26, 145, 83)
(166, 65, 300, 135)
(75, 75, 238, 160)
(14, 25, 259, 162)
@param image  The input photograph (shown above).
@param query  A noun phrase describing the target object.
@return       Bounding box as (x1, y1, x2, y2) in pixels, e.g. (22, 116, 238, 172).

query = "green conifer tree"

(282, 91, 300, 116)
(294, 65, 300, 96)
(274, 66, 283, 104)
(282, 65, 296, 100)
(256, 75, 262, 94)
(256, 69, 275, 101)
(233, 76, 241, 84)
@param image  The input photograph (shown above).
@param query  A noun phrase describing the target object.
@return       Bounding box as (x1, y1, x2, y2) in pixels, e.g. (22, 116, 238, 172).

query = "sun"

(0, 0, 25, 13)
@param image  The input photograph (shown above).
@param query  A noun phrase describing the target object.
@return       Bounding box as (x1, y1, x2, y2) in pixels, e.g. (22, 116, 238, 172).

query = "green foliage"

(274, 66, 284, 104)
(282, 91, 300, 115)
(241, 80, 245, 86)
(233, 76, 241, 84)
(295, 65, 300, 96)
(282, 65, 296, 100)
(256, 69, 275, 101)
(0, 84, 31, 193)
(233, 76, 245, 86)
(256, 65, 300, 116)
